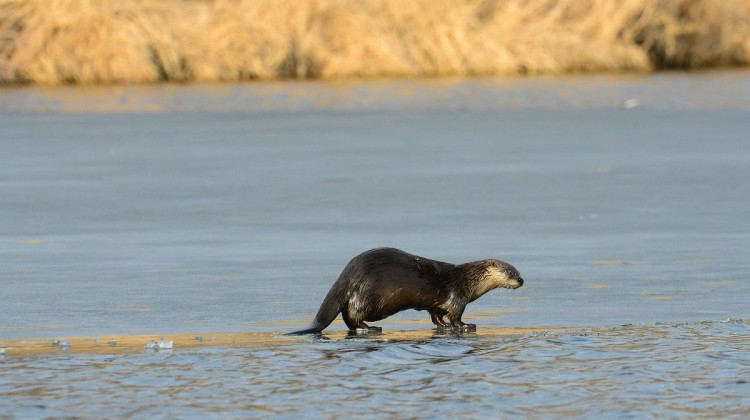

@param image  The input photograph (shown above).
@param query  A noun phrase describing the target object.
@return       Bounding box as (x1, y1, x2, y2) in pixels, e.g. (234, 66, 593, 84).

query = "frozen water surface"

(1, 71, 749, 418)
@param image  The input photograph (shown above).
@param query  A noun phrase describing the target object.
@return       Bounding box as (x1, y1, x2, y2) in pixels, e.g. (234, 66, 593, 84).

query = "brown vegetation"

(0, 0, 748, 85)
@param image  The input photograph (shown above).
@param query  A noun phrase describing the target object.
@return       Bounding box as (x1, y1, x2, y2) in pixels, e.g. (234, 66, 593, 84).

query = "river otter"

(286, 248, 523, 335)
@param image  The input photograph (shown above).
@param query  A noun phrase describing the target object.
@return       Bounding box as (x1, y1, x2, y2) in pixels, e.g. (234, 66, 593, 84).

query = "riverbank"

(1, 0, 749, 85)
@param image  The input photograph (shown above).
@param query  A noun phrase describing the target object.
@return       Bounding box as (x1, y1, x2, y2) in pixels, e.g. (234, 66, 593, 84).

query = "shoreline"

(2, 69, 748, 114)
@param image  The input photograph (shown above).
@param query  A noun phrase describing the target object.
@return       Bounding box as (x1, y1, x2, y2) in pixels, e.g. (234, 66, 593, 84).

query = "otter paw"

(460, 324, 477, 332)
(351, 326, 382, 335)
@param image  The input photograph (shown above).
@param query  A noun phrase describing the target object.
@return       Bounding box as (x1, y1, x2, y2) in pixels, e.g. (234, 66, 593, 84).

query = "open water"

(1, 71, 749, 418)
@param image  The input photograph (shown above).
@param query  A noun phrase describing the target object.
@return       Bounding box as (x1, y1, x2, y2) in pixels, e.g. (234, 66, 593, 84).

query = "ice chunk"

(144, 337, 173, 350)
(52, 340, 71, 349)
(157, 338, 173, 349)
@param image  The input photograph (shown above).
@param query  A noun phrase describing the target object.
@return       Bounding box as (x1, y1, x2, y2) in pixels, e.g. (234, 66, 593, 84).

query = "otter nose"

(517, 277, 524, 286)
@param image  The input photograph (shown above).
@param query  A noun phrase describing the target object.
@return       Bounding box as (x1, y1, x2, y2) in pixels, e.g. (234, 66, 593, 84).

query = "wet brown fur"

(286, 248, 523, 335)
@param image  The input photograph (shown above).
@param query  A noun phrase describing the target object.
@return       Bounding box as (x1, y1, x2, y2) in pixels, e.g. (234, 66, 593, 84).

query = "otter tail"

(285, 285, 343, 335)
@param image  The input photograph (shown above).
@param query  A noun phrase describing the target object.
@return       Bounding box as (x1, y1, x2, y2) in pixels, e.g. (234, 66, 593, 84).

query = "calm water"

(1, 71, 749, 417)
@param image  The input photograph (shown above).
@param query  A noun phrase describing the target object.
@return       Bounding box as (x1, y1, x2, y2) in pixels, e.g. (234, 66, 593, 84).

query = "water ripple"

(1, 319, 749, 418)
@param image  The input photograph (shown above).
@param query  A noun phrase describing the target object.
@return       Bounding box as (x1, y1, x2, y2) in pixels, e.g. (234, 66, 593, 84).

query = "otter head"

(467, 259, 524, 302)
(485, 260, 524, 290)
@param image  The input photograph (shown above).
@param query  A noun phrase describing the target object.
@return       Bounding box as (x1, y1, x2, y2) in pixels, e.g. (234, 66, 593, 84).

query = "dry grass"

(0, 0, 748, 85)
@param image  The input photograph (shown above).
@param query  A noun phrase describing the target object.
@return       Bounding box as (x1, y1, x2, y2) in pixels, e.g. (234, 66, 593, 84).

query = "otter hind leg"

(355, 321, 382, 334)
(343, 311, 381, 334)
(342, 310, 359, 331)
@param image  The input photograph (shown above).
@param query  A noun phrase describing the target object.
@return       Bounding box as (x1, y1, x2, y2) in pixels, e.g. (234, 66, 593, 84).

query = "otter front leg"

(456, 321, 476, 332)
(430, 312, 449, 327)
(448, 309, 476, 332)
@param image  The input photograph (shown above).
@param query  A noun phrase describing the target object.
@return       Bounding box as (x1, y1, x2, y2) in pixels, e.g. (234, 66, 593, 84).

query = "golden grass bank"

(1, 0, 749, 85)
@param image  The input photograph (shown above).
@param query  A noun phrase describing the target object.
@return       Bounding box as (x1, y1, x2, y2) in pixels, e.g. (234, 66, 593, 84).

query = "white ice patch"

(144, 337, 173, 351)
(52, 340, 71, 349)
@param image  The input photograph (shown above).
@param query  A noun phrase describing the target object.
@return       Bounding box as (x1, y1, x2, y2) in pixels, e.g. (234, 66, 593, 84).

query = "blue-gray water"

(1, 71, 749, 418)
(1, 321, 748, 418)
